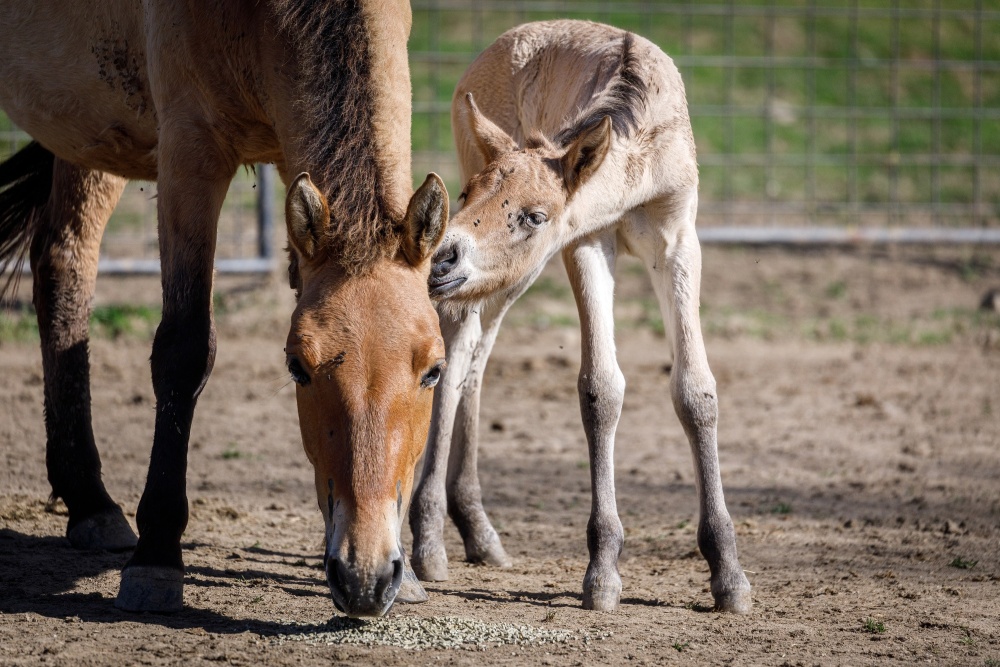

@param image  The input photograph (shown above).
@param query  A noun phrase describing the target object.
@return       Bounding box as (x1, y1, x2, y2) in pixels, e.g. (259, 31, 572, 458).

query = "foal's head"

(429, 94, 612, 304)
(284, 173, 448, 617)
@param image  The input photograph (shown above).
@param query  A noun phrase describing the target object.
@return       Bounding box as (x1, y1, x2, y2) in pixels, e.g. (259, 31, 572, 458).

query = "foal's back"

(452, 19, 694, 186)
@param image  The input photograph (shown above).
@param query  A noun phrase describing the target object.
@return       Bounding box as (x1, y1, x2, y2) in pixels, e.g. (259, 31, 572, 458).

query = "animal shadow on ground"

(0, 529, 335, 637)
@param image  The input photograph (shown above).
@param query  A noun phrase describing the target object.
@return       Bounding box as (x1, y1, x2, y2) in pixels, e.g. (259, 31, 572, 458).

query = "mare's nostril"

(326, 558, 348, 601)
(431, 244, 460, 277)
(376, 557, 404, 607)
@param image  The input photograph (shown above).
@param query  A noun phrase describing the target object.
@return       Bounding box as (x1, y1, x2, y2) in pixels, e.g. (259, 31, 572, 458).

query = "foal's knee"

(578, 365, 626, 430)
(671, 374, 718, 434)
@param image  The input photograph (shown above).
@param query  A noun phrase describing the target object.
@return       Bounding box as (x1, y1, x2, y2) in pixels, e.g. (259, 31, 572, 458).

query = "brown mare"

(411, 21, 751, 613)
(0, 0, 446, 618)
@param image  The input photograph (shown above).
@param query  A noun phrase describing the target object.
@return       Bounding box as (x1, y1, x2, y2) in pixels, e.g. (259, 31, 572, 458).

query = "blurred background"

(1, 0, 997, 268)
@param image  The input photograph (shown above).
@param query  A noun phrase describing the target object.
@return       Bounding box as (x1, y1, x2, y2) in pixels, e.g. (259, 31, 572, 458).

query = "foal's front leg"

(115, 135, 233, 612)
(564, 232, 626, 612)
(410, 308, 481, 581)
(445, 297, 518, 568)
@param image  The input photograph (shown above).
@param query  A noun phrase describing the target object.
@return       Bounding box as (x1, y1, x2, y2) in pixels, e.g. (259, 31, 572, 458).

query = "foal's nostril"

(431, 244, 460, 277)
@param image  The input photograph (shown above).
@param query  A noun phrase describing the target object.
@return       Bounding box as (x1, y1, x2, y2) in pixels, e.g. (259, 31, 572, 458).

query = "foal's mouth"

(428, 275, 467, 298)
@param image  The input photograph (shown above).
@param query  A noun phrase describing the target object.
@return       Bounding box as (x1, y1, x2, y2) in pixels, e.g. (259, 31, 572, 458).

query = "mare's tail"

(0, 141, 55, 300)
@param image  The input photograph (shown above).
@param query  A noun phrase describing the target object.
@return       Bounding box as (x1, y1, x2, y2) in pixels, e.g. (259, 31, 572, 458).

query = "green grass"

(949, 556, 978, 570)
(0, 304, 160, 342)
(862, 617, 887, 634)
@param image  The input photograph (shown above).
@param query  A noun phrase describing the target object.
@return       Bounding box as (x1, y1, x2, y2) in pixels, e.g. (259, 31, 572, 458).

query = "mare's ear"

(560, 116, 612, 195)
(459, 93, 517, 165)
(401, 173, 449, 267)
(286, 173, 330, 261)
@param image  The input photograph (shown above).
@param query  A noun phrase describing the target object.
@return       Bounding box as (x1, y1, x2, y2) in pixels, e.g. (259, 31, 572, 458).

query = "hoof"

(67, 508, 138, 552)
(411, 549, 448, 582)
(115, 566, 183, 613)
(396, 564, 429, 604)
(582, 587, 621, 611)
(466, 537, 512, 569)
(713, 588, 752, 614)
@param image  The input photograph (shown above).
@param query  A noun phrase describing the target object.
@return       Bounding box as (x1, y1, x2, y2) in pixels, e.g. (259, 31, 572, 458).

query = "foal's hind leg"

(564, 231, 626, 612)
(29, 161, 135, 551)
(628, 193, 752, 613)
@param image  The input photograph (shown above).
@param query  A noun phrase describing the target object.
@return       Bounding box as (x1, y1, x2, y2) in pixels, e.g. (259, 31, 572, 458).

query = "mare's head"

(284, 173, 448, 617)
(429, 94, 612, 305)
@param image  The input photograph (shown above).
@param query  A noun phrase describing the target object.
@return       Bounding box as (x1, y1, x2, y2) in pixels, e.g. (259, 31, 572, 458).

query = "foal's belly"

(0, 0, 160, 179)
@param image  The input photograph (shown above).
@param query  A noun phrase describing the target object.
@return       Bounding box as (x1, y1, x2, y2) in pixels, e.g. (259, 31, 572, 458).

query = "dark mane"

(555, 32, 647, 146)
(274, 0, 400, 273)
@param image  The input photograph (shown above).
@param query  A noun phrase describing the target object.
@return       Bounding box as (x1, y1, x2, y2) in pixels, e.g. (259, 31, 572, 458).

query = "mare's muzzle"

(326, 555, 404, 617)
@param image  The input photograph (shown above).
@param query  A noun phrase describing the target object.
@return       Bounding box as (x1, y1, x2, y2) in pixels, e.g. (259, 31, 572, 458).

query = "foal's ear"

(560, 116, 612, 196)
(286, 173, 330, 261)
(459, 93, 517, 165)
(402, 173, 449, 267)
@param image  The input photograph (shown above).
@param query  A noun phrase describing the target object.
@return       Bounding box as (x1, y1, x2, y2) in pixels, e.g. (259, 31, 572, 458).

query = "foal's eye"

(457, 191, 468, 203)
(522, 210, 547, 229)
(421, 363, 445, 389)
(287, 356, 311, 386)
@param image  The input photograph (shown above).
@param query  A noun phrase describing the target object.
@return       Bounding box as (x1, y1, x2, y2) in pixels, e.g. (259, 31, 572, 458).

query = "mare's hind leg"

(115, 131, 233, 613)
(626, 192, 751, 613)
(564, 230, 626, 611)
(29, 160, 135, 551)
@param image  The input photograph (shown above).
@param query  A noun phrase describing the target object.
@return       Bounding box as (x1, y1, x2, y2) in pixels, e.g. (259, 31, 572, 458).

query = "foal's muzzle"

(428, 242, 468, 297)
(326, 556, 404, 617)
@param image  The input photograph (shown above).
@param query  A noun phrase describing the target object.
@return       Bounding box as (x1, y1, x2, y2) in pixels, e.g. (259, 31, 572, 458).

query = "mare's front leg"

(636, 194, 752, 613)
(564, 231, 626, 611)
(115, 134, 234, 612)
(30, 159, 135, 551)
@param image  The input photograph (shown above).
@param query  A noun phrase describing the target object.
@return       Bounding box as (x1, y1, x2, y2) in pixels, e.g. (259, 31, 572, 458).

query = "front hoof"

(396, 564, 429, 604)
(713, 588, 752, 614)
(582, 568, 622, 611)
(411, 549, 449, 582)
(115, 566, 183, 612)
(67, 508, 138, 552)
(582, 588, 621, 611)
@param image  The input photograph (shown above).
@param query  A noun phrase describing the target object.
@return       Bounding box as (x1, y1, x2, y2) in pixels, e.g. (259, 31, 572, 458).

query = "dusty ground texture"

(1, 245, 999, 666)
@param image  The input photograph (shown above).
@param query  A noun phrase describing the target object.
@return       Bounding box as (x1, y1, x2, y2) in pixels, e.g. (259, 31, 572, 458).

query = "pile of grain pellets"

(272, 615, 610, 651)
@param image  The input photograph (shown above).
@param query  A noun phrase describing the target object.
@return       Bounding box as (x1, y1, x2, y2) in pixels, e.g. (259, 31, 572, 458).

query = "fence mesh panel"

(3, 0, 997, 264)
(410, 0, 1000, 230)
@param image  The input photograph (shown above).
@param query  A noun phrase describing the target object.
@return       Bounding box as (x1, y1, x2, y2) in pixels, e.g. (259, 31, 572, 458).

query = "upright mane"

(555, 32, 647, 146)
(274, 0, 402, 272)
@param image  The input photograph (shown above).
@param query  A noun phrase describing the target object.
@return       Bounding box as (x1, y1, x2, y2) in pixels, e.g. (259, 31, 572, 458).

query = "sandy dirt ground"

(1, 245, 999, 666)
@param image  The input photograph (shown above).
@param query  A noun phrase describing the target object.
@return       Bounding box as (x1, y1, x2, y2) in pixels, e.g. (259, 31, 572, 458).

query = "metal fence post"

(257, 163, 276, 264)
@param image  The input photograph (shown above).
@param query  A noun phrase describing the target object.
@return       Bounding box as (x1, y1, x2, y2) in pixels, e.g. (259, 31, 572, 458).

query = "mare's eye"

(287, 356, 311, 386)
(421, 363, 445, 389)
(522, 210, 547, 229)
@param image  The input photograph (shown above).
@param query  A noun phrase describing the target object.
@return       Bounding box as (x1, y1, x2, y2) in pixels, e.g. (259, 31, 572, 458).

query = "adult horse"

(0, 0, 447, 618)
(411, 20, 751, 613)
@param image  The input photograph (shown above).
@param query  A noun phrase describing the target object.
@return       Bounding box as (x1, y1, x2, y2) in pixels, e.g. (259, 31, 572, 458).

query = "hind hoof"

(67, 508, 138, 552)
(411, 549, 448, 582)
(396, 563, 429, 604)
(115, 566, 183, 612)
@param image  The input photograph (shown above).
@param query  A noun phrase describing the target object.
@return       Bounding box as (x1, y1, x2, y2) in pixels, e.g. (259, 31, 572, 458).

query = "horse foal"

(412, 19, 752, 613)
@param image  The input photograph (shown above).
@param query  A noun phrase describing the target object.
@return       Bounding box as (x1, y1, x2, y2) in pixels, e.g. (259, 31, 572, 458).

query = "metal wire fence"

(3, 0, 998, 270)
(410, 0, 1000, 240)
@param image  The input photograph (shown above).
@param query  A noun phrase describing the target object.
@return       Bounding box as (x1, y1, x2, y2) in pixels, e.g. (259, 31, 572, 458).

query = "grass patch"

(862, 617, 887, 634)
(90, 305, 160, 339)
(949, 556, 978, 570)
